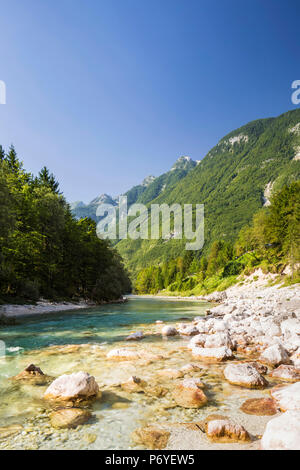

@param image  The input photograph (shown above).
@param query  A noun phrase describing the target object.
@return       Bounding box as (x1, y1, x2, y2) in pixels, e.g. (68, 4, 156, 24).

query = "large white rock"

(44, 372, 99, 400)
(192, 346, 233, 361)
(187, 334, 207, 349)
(271, 382, 300, 411)
(224, 363, 268, 388)
(177, 324, 199, 336)
(261, 411, 300, 450)
(281, 319, 300, 336)
(260, 344, 290, 366)
(204, 332, 233, 349)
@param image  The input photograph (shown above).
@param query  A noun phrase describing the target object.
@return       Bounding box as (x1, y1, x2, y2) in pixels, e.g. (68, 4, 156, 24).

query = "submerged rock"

(224, 363, 269, 389)
(260, 344, 290, 367)
(125, 331, 145, 341)
(106, 348, 140, 360)
(240, 398, 278, 416)
(121, 376, 147, 392)
(180, 363, 202, 373)
(206, 419, 251, 443)
(161, 326, 178, 336)
(44, 372, 99, 401)
(271, 365, 300, 382)
(50, 408, 91, 429)
(158, 369, 184, 379)
(0, 424, 23, 439)
(261, 411, 300, 450)
(11, 364, 53, 385)
(270, 382, 300, 411)
(131, 426, 170, 450)
(173, 378, 207, 408)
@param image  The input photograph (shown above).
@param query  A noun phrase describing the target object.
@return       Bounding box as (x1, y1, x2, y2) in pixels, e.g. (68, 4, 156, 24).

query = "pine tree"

(38, 166, 60, 193)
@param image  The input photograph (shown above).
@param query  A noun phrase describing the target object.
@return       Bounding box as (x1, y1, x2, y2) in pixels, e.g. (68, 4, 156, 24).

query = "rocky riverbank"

(0, 279, 299, 450)
(0, 297, 128, 318)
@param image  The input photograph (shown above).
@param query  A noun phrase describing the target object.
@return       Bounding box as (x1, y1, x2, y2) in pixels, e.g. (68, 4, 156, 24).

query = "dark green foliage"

(135, 181, 300, 294)
(0, 148, 131, 303)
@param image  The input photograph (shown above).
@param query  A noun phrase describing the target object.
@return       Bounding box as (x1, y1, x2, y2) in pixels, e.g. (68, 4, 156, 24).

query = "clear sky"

(0, 0, 299, 202)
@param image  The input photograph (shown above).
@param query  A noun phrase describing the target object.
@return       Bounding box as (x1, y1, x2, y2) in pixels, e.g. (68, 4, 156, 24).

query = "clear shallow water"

(0, 298, 278, 450)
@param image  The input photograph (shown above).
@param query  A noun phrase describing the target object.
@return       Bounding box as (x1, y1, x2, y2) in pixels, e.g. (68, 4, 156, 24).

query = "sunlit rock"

(261, 411, 300, 450)
(224, 363, 268, 388)
(44, 372, 99, 401)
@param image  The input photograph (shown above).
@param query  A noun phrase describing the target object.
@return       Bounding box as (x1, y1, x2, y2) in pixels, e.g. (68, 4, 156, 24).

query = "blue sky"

(0, 0, 299, 202)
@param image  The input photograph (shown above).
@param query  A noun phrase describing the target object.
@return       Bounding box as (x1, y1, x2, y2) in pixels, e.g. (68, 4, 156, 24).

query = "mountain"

(71, 156, 197, 221)
(116, 109, 300, 275)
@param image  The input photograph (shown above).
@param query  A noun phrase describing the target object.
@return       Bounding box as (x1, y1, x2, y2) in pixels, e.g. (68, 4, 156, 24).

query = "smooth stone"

(50, 408, 91, 429)
(270, 382, 300, 411)
(271, 365, 300, 382)
(106, 348, 140, 360)
(172, 379, 207, 408)
(44, 372, 99, 401)
(240, 398, 278, 416)
(206, 419, 251, 443)
(125, 331, 145, 341)
(261, 411, 300, 450)
(224, 363, 269, 389)
(131, 426, 170, 450)
(158, 369, 184, 379)
(192, 346, 234, 362)
(161, 326, 178, 336)
(260, 344, 290, 367)
(121, 376, 147, 392)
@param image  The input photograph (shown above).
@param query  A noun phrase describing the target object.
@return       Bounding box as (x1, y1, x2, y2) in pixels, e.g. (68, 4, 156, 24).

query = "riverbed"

(0, 297, 284, 450)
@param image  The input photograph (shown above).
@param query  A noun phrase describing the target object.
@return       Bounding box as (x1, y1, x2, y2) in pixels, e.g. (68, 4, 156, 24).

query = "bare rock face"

(192, 346, 234, 362)
(11, 364, 53, 385)
(161, 325, 178, 336)
(271, 365, 300, 382)
(260, 344, 290, 367)
(106, 348, 140, 360)
(224, 363, 269, 389)
(206, 419, 251, 443)
(240, 398, 278, 416)
(44, 372, 99, 401)
(50, 408, 91, 429)
(270, 382, 300, 411)
(173, 379, 207, 408)
(261, 411, 300, 450)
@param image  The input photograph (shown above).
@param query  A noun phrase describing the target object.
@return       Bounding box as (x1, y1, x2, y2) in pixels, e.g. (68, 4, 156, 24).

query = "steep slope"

(116, 109, 300, 274)
(71, 156, 197, 221)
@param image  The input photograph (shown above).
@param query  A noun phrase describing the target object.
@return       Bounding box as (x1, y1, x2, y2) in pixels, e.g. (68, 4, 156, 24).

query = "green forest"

(0, 145, 131, 304)
(135, 181, 300, 295)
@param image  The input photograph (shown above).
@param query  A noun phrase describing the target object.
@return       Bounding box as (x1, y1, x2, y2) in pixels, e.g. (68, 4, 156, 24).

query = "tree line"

(0, 145, 131, 303)
(135, 181, 300, 294)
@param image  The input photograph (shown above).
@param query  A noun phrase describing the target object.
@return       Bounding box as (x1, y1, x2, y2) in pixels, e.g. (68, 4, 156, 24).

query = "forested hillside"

(135, 181, 300, 295)
(117, 109, 300, 275)
(0, 146, 131, 303)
